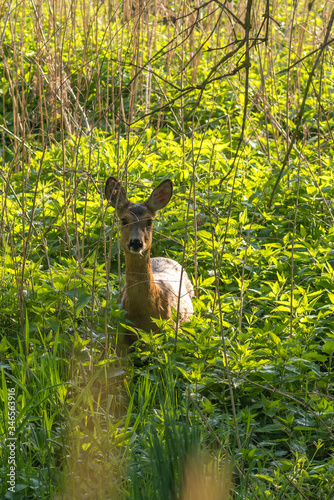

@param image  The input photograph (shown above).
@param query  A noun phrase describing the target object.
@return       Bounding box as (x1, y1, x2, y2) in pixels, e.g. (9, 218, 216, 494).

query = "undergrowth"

(1, 0, 334, 498)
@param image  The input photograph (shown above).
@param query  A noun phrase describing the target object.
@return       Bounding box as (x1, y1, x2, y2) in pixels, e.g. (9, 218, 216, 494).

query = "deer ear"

(146, 179, 173, 213)
(105, 177, 128, 211)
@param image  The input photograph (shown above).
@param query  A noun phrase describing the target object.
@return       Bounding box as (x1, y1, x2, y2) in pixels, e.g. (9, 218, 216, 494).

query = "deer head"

(105, 177, 173, 256)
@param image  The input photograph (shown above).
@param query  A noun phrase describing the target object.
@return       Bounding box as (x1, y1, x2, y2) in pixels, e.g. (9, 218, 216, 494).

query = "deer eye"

(146, 219, 153, 227)
(120, 218, 128, 226)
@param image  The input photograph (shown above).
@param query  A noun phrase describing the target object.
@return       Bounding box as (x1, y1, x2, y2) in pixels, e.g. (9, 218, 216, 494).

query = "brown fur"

(105, 177, 194, 345)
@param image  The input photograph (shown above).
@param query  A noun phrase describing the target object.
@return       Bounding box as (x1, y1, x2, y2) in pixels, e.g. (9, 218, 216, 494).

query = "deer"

(105, 177, 194, 345)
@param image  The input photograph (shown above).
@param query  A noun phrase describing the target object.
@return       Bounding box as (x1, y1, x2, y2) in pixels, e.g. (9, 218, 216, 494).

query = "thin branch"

(278, 37, 334, 74)
(219, 0, 253, 188)
(213, 0, 246, 29)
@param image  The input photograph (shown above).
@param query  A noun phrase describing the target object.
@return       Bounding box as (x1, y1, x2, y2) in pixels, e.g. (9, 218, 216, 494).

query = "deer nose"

(128, 239, 143, 252)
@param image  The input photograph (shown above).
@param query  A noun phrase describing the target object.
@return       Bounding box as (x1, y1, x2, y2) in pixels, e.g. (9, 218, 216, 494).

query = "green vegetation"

(1, 0, 334, 498)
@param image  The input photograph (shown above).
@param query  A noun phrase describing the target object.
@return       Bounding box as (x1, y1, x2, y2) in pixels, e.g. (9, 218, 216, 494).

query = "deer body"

(105, 177, 193, 344)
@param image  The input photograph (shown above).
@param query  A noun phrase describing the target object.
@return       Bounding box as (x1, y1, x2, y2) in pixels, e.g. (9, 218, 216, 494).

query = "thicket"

(1, 0, 334, 498)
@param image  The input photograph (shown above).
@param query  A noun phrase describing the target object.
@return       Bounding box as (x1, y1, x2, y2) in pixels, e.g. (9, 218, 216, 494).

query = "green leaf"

(322, 340, 334, 356)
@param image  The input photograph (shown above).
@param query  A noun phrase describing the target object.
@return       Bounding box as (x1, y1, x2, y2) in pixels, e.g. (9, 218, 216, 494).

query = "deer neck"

(124, 251, 158, 301)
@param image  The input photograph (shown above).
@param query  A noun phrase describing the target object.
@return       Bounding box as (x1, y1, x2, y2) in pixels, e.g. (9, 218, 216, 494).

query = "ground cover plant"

(1, 0, 334, 498)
